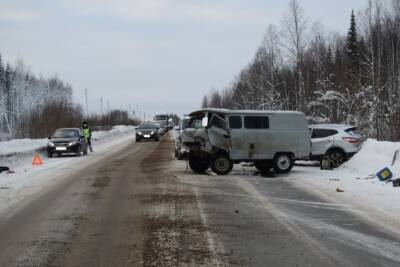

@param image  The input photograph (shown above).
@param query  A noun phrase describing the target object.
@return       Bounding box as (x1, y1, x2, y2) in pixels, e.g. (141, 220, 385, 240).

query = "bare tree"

(281, 0, 308, 111)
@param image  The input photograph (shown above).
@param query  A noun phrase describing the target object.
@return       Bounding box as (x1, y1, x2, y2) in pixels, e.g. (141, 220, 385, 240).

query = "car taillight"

(342, 137, 359, 144)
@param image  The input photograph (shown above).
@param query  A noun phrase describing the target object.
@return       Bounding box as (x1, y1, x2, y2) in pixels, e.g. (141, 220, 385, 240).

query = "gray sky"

(0, 0, 367, 118)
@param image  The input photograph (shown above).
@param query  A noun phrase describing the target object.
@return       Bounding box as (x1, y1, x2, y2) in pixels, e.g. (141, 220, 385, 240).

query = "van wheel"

(273, 154, 294, 173)
(254, 160, 272, 173)
(211, 154, 233, 175)
(188, 156, 210, 173)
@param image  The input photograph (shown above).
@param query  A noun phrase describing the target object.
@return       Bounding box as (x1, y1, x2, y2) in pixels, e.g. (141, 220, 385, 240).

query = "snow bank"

(91, 125, 136, 141)
(0, 138, 47, 157)
(0, 125, 136, 158)
(289, 138, 400, 234)
(339, 139, 400, 176)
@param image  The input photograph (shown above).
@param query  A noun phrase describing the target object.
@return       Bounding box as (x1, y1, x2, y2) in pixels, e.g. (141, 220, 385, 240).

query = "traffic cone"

(32, 153, 43, 165)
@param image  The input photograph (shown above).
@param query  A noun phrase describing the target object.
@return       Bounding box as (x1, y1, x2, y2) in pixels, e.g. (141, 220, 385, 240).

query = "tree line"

(0, 55, 140, 140)
(202, 0, 400, 141)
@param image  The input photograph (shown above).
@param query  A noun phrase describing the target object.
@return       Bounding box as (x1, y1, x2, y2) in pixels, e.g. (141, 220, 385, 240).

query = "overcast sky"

(0, 0, 368, 118)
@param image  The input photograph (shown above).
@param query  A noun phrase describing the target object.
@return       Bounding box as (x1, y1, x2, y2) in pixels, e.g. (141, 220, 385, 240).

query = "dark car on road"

(136, 123, 160, 142)
(47, 128, 88, 157)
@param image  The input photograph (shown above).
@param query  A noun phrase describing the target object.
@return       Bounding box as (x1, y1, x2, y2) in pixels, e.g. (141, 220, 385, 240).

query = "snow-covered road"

(0, 126, 136, 217)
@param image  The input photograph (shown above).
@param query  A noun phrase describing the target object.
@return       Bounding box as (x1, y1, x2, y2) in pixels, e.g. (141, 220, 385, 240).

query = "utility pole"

(100, 97, 103, 116)
(85, 88, 89, 116)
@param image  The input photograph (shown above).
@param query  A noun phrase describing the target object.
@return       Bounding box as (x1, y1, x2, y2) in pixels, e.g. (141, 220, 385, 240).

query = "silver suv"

(309, 124, 365, 167)
(174, 116, 190, 160)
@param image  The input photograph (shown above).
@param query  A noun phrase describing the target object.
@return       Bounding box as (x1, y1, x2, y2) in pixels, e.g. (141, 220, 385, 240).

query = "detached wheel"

(273, 154, 294, 173)
(326, 149, 345, 168)
(188, 156, 210, 173)
(254, 160, 272, 173)
(211, 154, 233, 175)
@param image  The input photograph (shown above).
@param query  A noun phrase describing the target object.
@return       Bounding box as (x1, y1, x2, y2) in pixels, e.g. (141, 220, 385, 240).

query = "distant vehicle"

(181, 109, 310, 175)
(152, 122, 165, 136)
(153, 114, 172, 130)
(136, 123, 160, 142)
(47, 128, 88, 158)
(174, 115, 191, 160)
(309, 124, 365, 167)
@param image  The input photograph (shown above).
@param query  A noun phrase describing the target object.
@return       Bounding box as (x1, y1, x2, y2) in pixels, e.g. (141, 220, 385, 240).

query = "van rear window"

(229, 116, 242, 129)
(244, 116, 269, 129)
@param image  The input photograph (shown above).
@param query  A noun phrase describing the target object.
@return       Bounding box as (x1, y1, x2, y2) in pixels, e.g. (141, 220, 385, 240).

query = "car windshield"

(53, 129, 79, 138)
(182, 119, 190, 130)
(138, 124, 158, 129)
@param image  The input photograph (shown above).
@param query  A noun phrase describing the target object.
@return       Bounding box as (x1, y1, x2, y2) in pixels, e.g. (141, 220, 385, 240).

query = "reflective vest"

(83, 128, 91, 139)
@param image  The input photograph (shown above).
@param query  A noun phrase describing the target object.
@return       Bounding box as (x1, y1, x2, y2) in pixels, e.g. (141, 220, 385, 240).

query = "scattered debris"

(0, 166, 10, 173)
(320, 156, 333, 170)
(393, 178, 400, 187)
(6, 170, 15, 174)
(376, 167, 393, 181)
(234, 210, 239, 214)
(336, 187, 344, 193)
(329, 178, 340, 181)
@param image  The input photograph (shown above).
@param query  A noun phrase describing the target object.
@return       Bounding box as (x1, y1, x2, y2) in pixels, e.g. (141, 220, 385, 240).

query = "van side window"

(244, 116, 269, 129)
(229, 116, 242, 129)
(210, 115, 226, 129)
(311, 129, 338, 138)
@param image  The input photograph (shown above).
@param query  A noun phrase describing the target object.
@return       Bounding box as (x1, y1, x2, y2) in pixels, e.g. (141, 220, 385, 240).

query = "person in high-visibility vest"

(82, 122, 93, 152)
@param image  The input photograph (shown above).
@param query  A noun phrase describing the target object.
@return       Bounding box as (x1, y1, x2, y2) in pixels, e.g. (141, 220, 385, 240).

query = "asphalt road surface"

(0, 133, 399, 266)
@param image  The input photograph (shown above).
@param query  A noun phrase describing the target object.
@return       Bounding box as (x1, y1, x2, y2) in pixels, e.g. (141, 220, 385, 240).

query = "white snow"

(0, 125, 136, 217)
(0, 138, 48, 156)
(289, 139, 400, 234)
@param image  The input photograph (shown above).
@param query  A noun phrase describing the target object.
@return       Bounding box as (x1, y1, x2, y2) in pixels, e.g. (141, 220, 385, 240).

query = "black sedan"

(136, 123, 160, 142)
(47, 128, 88, 157)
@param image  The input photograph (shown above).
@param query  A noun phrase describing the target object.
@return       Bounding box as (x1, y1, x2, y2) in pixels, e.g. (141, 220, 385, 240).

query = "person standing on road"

(82, 122, 93, 152)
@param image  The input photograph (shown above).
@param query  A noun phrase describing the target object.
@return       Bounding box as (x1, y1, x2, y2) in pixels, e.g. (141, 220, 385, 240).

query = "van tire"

(273, 154, 294, 173)
(211, 154, 233, 175)
(188, 156, 210, 173)
(254, 160, 272, 173)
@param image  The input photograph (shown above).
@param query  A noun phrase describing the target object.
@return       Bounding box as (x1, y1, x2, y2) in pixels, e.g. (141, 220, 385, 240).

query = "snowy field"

(289, 139, 400, 234)
(0, 125, 136, 217)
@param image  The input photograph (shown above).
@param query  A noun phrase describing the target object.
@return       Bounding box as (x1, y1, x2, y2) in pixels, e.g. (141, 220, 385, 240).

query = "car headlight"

(68, 141, 78, 146)
(138, 131, 142, 135)
(48, 141, 55, 147)
(151, 131, 154, 135)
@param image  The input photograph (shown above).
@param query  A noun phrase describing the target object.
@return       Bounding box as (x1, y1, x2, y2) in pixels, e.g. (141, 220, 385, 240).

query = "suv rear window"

(345, 127, 361, 136)
(229, 116, 242, 129)
(311, 129, 338, 138)
(244, 116, 269, 129)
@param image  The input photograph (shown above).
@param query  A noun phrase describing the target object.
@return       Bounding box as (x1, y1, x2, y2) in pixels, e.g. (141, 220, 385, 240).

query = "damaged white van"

(181, 109, 310, 175)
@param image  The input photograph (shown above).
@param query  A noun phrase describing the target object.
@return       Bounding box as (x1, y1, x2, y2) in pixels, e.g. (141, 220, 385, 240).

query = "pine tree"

(346, 10, 359, 80)
(0, 54, 4, 89)
(4, 63, 12, 131)
(201, 95, 208, 108)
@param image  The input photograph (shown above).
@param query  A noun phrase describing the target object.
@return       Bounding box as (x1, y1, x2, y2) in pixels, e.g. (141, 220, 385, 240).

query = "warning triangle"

(32, 153, 43, 165)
